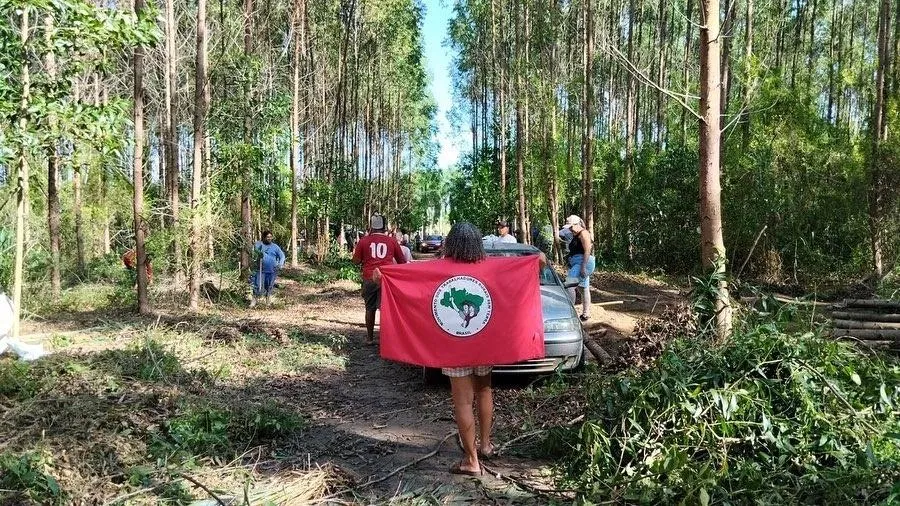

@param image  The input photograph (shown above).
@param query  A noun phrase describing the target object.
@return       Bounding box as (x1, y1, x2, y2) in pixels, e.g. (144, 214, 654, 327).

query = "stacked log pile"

(831, 299, 900, 351)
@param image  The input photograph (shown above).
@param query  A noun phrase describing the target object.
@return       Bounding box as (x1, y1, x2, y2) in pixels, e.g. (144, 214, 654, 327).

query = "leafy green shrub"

(84, 252, 128, 284)
(151, 402, 306, 462)
(0, 452, 66, 505)
(556, 327, 900, 504)
(99, 338, 185, 382)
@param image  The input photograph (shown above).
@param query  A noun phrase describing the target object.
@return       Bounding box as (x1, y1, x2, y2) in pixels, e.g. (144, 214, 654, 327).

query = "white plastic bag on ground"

(0, 292, 49, 361)
(0, 292, 12, 338)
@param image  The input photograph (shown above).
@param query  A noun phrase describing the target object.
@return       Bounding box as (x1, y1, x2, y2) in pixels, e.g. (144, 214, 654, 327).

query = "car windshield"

(485, 251, 559, 286)
(426, 235, 442, 241)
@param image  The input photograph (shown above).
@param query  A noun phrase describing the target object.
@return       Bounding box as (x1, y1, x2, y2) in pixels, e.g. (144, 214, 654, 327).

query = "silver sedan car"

(483, 242, 586, 374)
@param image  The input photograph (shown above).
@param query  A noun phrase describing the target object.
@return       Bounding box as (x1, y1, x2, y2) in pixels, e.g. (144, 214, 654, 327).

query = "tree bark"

(189, 0, 208, 311)
(74, 165, 86, 277)
(699, 0, 732, 338)
(289, 0, 304, 267)
(581, 0, 595, 232)
(240, 0, 254, 278)
(164, 0, 182, 284)
(133, 0, 150, 314)
(44, 13, 61, 300)
(11, 8, 30, 339)
(869, 0, 891, 278)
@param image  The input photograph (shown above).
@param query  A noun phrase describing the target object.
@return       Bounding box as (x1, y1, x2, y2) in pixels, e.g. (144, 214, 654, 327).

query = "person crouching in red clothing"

(122, 249, 153, 287)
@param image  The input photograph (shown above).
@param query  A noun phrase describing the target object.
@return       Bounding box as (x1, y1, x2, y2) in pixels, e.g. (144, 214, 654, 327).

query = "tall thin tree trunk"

(700, 0, 732, 337)
(74, 165, 86, 276)
(289, 0, 304, 267)
(869, 0, 891, 278)
(581, 0, 595, 233)
(11, 8, 31, 339)
(240, 0, 254, 277)
(164, 0, 182, 284)
(45, 13, 61, 300)
(189, 0, 208, 310)
(741, 0, 753, 152)
(133, 0, 150, 314)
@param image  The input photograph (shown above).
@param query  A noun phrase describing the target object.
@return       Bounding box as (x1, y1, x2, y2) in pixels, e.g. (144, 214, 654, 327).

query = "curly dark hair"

(443, 222, 485, 263)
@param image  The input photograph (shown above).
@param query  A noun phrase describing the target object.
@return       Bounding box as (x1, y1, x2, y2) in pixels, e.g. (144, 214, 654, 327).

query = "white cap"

(563, 215, 584, 228)
(369, 214, 386, 230)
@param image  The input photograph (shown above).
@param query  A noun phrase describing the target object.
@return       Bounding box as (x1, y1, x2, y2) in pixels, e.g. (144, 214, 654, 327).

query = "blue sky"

(421, 0, 465, 169)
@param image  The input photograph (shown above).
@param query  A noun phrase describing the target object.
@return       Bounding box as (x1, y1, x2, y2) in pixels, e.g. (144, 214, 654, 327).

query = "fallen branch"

(735, 224, 767, 280)
(355, 431, 456, 489)
(830, 311, 900, 322)
(833, 319, 900, 330)
(831, 328, 900, 340)
(481, 462, 573, 501)
(494, 429, 545, 456)
(584, 337, 614, 366)
(176, 474, 227, 505)
(596, 300, 625, 307)
(843, 299, 900, 310)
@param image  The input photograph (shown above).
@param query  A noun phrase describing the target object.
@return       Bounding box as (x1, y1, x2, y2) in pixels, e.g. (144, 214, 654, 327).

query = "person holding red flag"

(352, 213, 408, 345)
(375, 222, 546, 477)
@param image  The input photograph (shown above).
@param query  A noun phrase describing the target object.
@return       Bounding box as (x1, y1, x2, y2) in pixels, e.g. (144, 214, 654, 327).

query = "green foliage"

(0, 227, 12, 292)
(0, 360, 48, 400)
(555, 323, 900, 504)
(108, 338, 185, 382)
(0, 451, 66, 505)
(151, 402, 306, 462)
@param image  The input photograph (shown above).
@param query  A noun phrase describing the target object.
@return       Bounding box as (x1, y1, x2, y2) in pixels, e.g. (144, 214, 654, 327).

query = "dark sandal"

(449, 462, 483, 476)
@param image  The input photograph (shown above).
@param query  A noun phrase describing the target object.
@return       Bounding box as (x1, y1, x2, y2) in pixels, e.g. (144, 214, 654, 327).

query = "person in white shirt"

(494, 219, 518, 243)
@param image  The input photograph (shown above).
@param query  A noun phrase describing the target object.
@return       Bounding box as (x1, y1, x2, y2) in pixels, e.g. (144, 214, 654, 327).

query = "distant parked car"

(419, 235, 443, 253)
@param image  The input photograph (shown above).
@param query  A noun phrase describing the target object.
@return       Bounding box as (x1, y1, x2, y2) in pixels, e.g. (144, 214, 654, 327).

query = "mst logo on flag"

(378, 256, 545, 368)
(433, 276, 493, 336)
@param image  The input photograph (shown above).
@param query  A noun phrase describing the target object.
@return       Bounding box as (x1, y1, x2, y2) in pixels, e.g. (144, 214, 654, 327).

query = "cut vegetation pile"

(554, 322, 900, 504)
(0, 324, 348, 504)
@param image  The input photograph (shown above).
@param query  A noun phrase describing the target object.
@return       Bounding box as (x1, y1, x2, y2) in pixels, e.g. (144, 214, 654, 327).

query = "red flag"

(378, 256, 545, 368)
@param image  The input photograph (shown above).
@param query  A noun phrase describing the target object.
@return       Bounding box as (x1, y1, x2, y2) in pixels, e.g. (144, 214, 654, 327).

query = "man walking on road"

(250, 230, 286, 308)
(353, 214, 409, 344)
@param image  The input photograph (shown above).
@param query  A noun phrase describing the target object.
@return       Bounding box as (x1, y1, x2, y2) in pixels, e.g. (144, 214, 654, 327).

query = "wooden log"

(831, 328, 900, 340)
(583, 337, 613, 366)
(834, 337, 900, 351)
(830, 311, 900, 322)
(843, 299, 900, 310)
(833, 319, 900, 330)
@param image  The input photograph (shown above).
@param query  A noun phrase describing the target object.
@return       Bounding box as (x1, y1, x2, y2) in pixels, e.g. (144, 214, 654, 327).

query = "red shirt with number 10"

(352, 233, 408, 281)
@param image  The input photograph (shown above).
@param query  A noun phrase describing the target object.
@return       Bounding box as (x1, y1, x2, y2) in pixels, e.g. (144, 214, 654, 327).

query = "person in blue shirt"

(250, 230, 286, 308)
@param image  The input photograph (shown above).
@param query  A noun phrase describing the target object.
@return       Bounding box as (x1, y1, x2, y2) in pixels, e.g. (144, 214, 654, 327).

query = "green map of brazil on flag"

(378, 256, 545, 368)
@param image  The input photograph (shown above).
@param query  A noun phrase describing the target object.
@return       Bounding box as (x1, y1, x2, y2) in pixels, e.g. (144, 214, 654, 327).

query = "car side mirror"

(563, 277, 581, 289)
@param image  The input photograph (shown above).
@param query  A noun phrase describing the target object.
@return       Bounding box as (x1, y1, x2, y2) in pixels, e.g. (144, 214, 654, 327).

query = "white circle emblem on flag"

(432, 276, 493, 337)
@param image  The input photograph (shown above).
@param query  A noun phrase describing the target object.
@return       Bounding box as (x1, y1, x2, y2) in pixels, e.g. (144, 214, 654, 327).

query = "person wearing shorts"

(352, 214, 408, 344)
(438, 222, 496, 476)
(560, 214, 596, 320)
